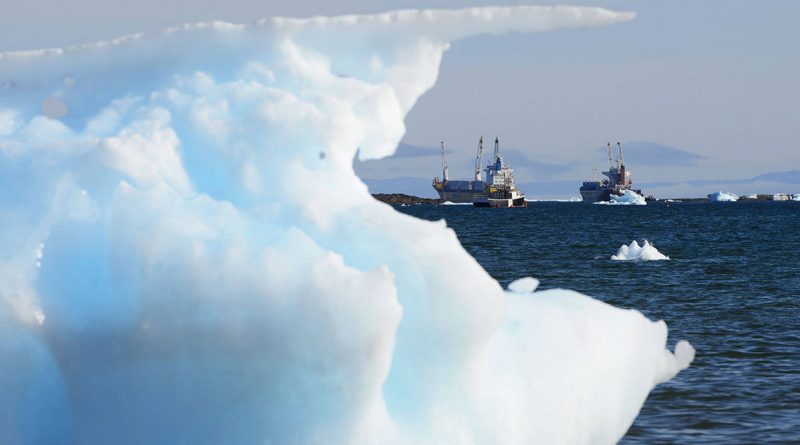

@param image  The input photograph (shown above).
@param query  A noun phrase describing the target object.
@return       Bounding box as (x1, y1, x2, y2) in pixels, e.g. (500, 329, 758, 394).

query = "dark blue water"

(396, 201, 800, 444)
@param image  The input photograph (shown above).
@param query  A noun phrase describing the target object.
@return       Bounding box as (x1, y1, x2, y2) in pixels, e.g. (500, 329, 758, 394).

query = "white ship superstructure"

(473, 138, 527, 208)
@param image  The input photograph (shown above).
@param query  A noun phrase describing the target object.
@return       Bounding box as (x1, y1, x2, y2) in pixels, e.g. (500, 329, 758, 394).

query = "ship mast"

(440, 141, 449, 181)
(617, 142, 627, 186)
(607, 142, 613, 169)
(494, 136, 501, 163)
(474, 137, 484, 181)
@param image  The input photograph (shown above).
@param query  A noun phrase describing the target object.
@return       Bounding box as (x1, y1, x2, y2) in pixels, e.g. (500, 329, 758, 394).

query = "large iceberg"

(0, 7, 693, 445)
(708, 191, 739, 202)
(594, 189, 647, 205)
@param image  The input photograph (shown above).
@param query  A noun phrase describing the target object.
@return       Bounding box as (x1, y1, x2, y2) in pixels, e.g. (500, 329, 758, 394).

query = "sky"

(2, 0, 799, 198)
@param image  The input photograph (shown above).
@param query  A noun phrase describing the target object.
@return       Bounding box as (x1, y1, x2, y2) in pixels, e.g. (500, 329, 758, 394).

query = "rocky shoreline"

(372, 193, 441, 205)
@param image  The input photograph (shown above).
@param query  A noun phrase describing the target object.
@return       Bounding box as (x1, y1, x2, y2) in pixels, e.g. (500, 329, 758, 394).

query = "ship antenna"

(441, 140, 449, 181)
(474, 136, 484, 181)
(607, 142, 613, 169)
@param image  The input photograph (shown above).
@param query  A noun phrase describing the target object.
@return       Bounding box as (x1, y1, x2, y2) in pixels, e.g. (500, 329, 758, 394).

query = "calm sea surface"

(396, 201, 800, 444)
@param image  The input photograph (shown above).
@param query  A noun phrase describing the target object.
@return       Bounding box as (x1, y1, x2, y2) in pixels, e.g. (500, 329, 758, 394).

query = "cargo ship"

(431, 140, 485, 203)
(432, 137, 527, 207)
(472, 137, 527, 208)
(580, 142, 645, 202)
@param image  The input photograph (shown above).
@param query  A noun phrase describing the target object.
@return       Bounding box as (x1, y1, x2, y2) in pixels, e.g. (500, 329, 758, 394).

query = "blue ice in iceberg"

(708, 191, 739, 202)
(0, 6, 693, 445)
(594, 189, 647, 205)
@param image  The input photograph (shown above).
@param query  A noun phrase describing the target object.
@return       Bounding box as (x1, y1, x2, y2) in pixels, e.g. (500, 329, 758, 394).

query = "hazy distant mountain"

(516, 180, 582, 199)
(498, 149, 576, 176)
(461, 148, 576, 180)
(751, 170, 800, 184)
(640, 170, 800, 188)
(595, 141, 705, 166)
(392, 143, 442, 158)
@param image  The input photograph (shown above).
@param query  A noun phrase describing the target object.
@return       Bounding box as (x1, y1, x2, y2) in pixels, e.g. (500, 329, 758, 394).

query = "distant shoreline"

(372, 193, 798, 205)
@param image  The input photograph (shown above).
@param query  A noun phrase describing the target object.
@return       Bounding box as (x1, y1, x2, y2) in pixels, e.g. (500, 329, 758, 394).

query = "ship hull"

(437, 190, 485, 203)
(473, 196, 527, 208)
(579, 188, 611, 203)
(580, 187, 645, 203)
(433, 180, 485, 203)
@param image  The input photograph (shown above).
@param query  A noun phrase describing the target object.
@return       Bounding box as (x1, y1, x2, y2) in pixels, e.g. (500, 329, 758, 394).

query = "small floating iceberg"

(526, 197, 582, 203)
(792, 194, 800, 201)
(611, 240, 670, 261)
(594, 190, 647, 206)
(440, 201, 472, 206)
(708, 191, 738, 202)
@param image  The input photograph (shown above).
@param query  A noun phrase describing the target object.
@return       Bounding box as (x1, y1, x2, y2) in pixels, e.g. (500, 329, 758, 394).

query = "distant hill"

(752, 170, 800, 184)
(596, 141, 705, 166)
(641, 170, 800, 188)
(393, 142, 442, 158)
(461, 148, 576, 180)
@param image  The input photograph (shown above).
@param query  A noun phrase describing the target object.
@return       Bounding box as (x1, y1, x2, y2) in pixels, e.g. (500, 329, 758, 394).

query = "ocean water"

(396, 201, 800, 444)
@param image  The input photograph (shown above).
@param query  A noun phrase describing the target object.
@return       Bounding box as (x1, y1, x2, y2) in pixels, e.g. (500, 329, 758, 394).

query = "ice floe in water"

(440, 201, 472, 205)
(708, 191, 739, 202)
(792, 194, 800, 201)
(0, 6, 694, 445)
(526, 196, 582, 202)
(611, 240, 670, 261)
(595, 189, 647, 205)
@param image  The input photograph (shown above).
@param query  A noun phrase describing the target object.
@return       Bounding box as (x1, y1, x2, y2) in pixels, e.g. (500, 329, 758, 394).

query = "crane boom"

(474, 137, 484, 181)
(441, 141, 449, 181)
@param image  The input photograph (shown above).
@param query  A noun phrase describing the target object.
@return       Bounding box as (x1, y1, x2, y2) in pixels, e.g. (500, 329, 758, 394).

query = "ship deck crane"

(474, 137, 484, 181)
(440, 140, 449, 181)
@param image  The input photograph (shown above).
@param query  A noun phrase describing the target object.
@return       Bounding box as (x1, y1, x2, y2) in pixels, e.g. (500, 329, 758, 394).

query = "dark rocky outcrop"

(372, 193, 441, 205)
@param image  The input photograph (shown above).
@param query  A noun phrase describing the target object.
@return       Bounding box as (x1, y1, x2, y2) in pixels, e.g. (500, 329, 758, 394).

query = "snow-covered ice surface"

(0, 7, 694, 445)
(595, 189, 647, 205)
(709, 191, 739, 202)
(792, 194, 800, 201)
(611, 240, 670, 261)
